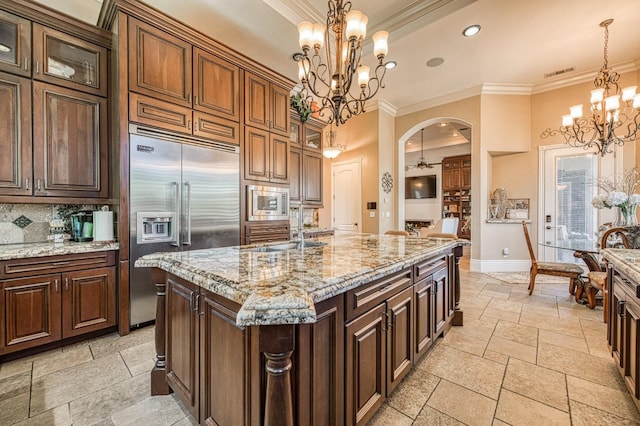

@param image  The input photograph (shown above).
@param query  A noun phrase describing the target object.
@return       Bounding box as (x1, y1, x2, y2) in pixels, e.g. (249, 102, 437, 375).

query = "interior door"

(540, 145, 613, 263)
(332, 160, 362, 232)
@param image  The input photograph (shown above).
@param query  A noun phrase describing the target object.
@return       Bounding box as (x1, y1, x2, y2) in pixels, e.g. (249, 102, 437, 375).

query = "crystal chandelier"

(541, 19, 640, 156)
(323, 125, 345, 159)
(292, 0, 396, 127)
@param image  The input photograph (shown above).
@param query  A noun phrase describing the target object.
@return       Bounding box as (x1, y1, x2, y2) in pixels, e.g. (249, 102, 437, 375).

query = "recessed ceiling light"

(439, 122, 448, 127)
(426, 57, 444, 68)
(385, 61, 397, 70)
(462, 24, 481, 37)
(452, 132, 459, 137)
(0, 44, 12, 52)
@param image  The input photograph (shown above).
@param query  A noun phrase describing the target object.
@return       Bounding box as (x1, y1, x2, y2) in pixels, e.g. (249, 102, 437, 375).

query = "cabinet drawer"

(346, 268, 412, 321)
(130, 92, 192, 134)
(245, 222, 290, 237)
(413, 255, 448, 283)
(0, 251, 116, 279)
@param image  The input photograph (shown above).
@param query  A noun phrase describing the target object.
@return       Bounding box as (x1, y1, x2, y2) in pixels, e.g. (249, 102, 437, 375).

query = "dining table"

(539, 239, 603, 272)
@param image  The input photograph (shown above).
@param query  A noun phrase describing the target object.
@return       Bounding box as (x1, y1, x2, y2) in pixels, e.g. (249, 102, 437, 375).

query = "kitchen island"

(136, 233, 465, 425)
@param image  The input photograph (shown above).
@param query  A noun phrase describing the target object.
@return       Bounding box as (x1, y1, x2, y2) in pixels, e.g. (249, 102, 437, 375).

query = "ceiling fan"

(406, 129, 442, 170)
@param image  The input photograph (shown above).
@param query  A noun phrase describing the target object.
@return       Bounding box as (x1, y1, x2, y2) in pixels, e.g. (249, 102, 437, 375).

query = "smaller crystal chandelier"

(541, 19, 640, 156)
(323, 124, 345, 159)
(293, 0, 396, 127)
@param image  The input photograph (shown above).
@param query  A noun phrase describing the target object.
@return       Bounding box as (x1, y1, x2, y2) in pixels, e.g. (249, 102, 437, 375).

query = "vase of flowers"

(591, 168, 640, 227)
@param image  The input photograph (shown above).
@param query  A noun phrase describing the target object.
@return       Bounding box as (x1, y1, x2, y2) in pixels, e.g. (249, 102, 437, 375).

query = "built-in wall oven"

(247, 185, 289, 221)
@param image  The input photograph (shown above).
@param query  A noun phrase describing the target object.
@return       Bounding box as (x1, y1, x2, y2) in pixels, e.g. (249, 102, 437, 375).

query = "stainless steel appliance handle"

(171, 182, 180, 246)
(183, 182, 192, 246)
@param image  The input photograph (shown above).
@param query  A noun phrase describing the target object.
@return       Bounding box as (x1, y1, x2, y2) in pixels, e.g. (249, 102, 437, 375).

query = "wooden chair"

(384, 230, 410, 236)
(522, 221, 584, 296)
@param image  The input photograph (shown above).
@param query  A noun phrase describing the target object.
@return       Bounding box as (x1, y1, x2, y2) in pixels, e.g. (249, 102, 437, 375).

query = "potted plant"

(290, 91, 313, 122)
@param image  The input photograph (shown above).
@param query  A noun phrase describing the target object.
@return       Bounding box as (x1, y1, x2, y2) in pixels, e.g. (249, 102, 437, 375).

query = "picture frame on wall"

(506, 198, 529, 220)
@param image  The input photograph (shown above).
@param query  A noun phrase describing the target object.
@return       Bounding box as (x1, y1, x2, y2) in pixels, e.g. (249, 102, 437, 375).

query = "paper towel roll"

(93, 211, 114, 241)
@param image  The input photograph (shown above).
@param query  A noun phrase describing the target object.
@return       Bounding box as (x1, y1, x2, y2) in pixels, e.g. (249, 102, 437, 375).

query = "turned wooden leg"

(260, 325, 295, 426)
(528, 268, 537, 295)
(151, 268, 170, 396)
(586, 286, 598, 309)
(452, 244, 464, 326)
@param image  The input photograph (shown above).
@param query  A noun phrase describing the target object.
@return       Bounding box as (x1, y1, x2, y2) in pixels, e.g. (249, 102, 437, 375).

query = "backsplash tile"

(12, 215, 33, 229)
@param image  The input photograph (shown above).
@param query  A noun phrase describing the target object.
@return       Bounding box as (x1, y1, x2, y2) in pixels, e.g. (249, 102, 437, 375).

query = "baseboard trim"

(470, 259, 531, 273)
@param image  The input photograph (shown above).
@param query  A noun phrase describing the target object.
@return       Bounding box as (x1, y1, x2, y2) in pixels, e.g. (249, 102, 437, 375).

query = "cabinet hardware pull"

(194, 95, 198, 104)
(65, 278, 69, 291)
(35, 61, 39, 74)
(170, 182, 180, 246)
(188, 291, 195, 311)
(23, 57, 28, 71)
(194, 294, 201, 314)
(25, 178, 30, 191)
(194, 120, 198, 129)
(54, 279, 59, 292)
(381, 311, 388, 331)
(188, 93, 192, 103)
(618, 300, 626, 318)
(187, 120, 191, 130)
(36, 179, 42, 191)
(52, 261, 69, 266)
(183, 182, 192, 246)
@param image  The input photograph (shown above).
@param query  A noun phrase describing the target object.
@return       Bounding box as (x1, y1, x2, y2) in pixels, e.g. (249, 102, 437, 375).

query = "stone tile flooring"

(1, 268, 639, 425)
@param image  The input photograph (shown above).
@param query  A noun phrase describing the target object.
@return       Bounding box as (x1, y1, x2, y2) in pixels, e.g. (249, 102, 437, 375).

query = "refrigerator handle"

(183, 181, 192, 246)
(171, 181, 180, 246)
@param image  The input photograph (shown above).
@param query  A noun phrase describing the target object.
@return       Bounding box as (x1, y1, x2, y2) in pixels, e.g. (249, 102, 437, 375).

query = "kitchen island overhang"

(136, 233, 466, 425)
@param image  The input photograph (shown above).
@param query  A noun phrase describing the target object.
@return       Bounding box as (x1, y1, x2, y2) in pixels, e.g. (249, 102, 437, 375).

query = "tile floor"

(1, 267, 639, 425)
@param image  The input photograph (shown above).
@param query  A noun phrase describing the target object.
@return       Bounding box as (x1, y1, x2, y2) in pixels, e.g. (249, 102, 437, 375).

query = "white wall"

(404, 160, 442, 222)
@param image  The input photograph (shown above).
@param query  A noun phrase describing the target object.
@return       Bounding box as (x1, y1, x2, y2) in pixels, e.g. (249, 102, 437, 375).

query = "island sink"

(240, 240, 327, 252)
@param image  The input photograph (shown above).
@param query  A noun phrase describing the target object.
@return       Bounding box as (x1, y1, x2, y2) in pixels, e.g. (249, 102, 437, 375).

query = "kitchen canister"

(93, 207, 114, 241)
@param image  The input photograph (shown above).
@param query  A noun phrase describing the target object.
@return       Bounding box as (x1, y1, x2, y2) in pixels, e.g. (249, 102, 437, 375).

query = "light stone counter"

(601, 248, 640, 282)
(0, 241, 119, 261)
(135, 233, 462, 326)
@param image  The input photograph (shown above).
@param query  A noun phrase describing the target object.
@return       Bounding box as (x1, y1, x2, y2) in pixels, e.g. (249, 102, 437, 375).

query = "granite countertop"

(0, 241, 120, 261)
(601, 248, 640, 282)
(135, 233, 462, 326)
(291, 226, 336, 236)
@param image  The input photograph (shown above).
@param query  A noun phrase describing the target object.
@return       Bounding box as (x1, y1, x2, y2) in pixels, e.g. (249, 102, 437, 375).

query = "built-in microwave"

(247, 185, 290, 221)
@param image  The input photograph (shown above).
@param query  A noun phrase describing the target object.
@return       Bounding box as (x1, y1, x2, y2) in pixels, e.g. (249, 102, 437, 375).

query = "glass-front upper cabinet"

(290, 118, 302, 146)
(32, 23, 107, 96)
(304, 125, 322, 151)
(0, 10, 31, 77)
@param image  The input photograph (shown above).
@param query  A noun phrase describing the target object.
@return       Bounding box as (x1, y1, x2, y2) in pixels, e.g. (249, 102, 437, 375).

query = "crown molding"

(397, 85, 483, 116)
(481, 84, 533, 95)
(532, 60, 638, 94)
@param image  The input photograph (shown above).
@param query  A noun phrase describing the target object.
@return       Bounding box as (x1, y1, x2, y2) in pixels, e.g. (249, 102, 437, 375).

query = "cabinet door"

(244, 126, 270, 182)
(165, 276, 199, 418)
(129, 92, 193, 135)
(244, 72, 269, 131)
(414, 278, 433, 361)
(61, 267, 116, 338)
(33, 82, 108, 198)
(193, 110, 239, 145)
(433, 266, 448, 336)
(270, 133, 289, 184)
(386, 286, 414, 394)
(289, 117, 302, 146)
(270, 83, 290, 136)
(0, 72, 32, 195)
(304, 123, 322, 152)
(193, 48, 239, 121)
(461, 157, 471, 188)
(303, 150, 323, 205)
(0, 274, 62, 355)
(611, 290, 624, 369)
(623, 300, 640, 399)
(200, 292, 248, 426)
(128, 17, 192, 107)
(0, 10, 31, 77)
(345, 303, 386, 426)
(32, 23, 108, 97)
(290, 146, 302, 204)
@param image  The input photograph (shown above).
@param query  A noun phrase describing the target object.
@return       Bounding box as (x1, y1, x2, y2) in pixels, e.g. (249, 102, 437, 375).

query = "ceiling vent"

(544, 67, 575, 78)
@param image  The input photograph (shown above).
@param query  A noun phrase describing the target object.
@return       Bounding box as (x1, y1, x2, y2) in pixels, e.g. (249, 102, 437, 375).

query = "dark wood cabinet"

(0, 251, 117, 356)
(193, 47, 239, 122)
(244, 221, 290, 245)
(303, 150, 323, 205)
(0, 71, 31, 196)
(33, 81, 108, 198)
(386, 286, 414, 394)
(0, 10, 31, 77)
(244, 71, 289, 137)
(414, 277, 433, 360)
(244, 126, 289, 184)
(290, 146, 302, 203)
(461, 157, 471, 188)
(433, 265, 449, 336)
(289, 115, 324, 206)
(442, 155, 471, 238)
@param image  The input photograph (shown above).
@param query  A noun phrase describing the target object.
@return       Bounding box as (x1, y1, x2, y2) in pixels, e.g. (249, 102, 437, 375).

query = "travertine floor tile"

(459, 295, 493, 310)
(110, 395, 190, 426)
(495, 389, 570, 425)
(567, 375, 640, 421)
(480, 289, 511, 300)
(0, 392, 29, 425)
(0, 370, 30, 401)
(0, 358, 32, 380)
(483, 350, 509, 365)
(488, 298, 523, 314)
(386, 366, 439, 418)
(427, 379, 496, 426)
(486, 336, 537, 363)
(14, 404, 71, 426)
(453, 318, 496, 342)
(32, 346, 93, 378)
(421, 345, 505, 399)
(582, 329, 611, 359)
(414, 405, 464, 425)
(120, 341, 156, 373)
(170, 415, 198, 426)
(502, 358, 568, 411)
(493, 320, 538, 347)
(30, 353, 131, 416)
(569, 400, 639, 426)
(520, 303, 559, 317)
(579, 317, 607, 333)
(367, 403, 413, 425)
(538, 329, 589, 353)
(441, 329, 488, 356)
(519, 311, 584, 338)
(482, 307, 520, 323)
(509, 293, 558, 309)
(89, 327, 155, 359)
(558, 306, 601, 321)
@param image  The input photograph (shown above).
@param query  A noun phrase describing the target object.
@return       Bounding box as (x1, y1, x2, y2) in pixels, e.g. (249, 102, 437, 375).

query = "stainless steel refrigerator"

(129, 126, 240, 327)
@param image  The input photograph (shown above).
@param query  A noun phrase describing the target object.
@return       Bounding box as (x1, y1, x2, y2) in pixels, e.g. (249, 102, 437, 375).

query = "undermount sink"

(242, 240, 327, 252)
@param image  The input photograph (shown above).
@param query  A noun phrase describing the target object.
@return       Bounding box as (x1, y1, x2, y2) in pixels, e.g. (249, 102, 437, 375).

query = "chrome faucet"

(297, 205, 304, 246)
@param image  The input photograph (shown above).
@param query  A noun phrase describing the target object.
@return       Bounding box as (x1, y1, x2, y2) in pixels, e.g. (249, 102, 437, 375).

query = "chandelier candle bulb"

(358, 66, 370, 87)
(622, 86, 637, 102)
(569, 104, 583, 118)
(312, 23, 326, 49)
(373, 31, 389, 58)
(633, 94, 640, 109)
(562, 114, 573, 127)
(590, 88, 605, 103)
(345, 10, 365, 40)
(297, 21, 314, 49)
(605, 95, 620, 111)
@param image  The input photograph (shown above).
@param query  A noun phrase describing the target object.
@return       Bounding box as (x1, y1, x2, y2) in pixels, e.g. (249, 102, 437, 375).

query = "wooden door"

(270, 133, 289, 184)
(244, 72, 269, 131)
(290, 146, 302, 204)
(433, 266, 448, 336)
(413, 278, 433, 361)
(33, 82, 108, 198)
(303, 150, 323, 205)
(0, 10, 31, 77)
(32, 23, 108, 97)
(200, 292, 248, 426)
(62, 267, 116, 338)
(244, 126, 270, 182)
(193, 48, 239, 121)
(128, 17, 192, 107)
(0, 274, 62, 355)
(0, 71, 32, 196)
(345, 303, 386, 426)
(270, 83, 290, 136)
(386, 286, 414, 394)
(165, 276, 199, 418)
(623, 300, 640, 398)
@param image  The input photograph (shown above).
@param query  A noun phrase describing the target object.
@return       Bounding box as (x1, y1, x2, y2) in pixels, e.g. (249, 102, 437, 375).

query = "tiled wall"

(289, 207, 319, 229)
(0, 204, 116, 245)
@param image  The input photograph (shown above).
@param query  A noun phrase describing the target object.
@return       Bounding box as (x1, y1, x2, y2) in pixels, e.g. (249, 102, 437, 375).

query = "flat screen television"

(405, 175, 437, 199)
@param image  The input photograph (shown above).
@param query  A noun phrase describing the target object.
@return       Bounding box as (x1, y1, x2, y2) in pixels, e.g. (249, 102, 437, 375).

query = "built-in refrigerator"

(129, 125, 240, 326)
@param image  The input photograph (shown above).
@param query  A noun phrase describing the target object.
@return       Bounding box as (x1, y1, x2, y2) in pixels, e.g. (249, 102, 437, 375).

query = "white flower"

(591, 194, 610, 209)
(631, 194, 640, 206)
(608, 191, 629, 207)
